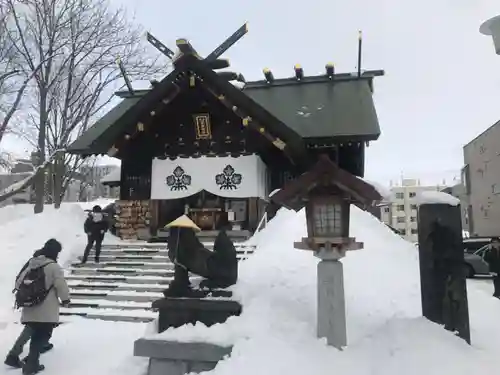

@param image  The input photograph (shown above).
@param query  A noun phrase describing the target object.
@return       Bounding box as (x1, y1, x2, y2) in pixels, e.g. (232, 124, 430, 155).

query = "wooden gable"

(271, 154, 382, 211)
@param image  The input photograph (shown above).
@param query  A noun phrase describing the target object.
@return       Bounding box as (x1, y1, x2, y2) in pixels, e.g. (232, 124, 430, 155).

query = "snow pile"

(154, 206, 500, 375)
(417, 190, 460, 206)
(0, 319, 148, 375)
(77, 199, 116, 211)
(0, 204, 35, 226)
(357, 176, 392, 201)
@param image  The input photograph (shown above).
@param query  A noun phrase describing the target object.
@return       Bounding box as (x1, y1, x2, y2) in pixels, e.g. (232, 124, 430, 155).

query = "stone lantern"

(271, 154, 382, 349)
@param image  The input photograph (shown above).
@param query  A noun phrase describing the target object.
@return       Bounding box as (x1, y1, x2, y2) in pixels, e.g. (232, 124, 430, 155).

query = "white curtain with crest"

(150, 154, 267, 200)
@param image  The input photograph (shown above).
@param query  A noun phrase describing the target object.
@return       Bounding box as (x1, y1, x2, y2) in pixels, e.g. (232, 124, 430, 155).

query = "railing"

(255, 211, 268, 233)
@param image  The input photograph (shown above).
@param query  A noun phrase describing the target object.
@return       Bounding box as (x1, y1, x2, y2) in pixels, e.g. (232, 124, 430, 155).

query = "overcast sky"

(7, 0, 500, 186)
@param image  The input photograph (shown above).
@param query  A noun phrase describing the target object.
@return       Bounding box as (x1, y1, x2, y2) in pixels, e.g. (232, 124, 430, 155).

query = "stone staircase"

(60, 242, 255, 323)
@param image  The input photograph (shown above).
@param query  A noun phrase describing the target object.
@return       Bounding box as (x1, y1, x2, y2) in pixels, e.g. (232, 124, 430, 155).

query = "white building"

(380, 179, 446, 243)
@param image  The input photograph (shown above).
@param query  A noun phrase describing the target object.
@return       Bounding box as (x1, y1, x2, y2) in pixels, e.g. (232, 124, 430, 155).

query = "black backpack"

(14, 263, 53, 309)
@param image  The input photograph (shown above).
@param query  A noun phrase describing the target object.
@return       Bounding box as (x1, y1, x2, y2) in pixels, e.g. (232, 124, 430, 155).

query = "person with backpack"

(9, 239, 70, 375)
(81, 205, 109, 264)
(4, 250, 55, 369)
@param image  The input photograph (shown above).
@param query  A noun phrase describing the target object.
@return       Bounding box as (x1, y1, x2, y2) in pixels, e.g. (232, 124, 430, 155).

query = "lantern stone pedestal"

(315, 248, 347, 349)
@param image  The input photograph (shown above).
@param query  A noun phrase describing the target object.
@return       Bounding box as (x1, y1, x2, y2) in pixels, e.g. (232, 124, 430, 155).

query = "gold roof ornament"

(164, 215, 201, 232)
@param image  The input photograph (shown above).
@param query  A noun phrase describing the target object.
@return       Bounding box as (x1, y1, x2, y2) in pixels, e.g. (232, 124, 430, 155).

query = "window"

(409, 192, 416, 198)
(397, 217, 405, 223)
(492, 184, 500, 195)
(397, 205, 405, 211)
(411, 204, 418, 210)
(399, 229, 407, 236)
(313, 203, 342, 236)
(411, 229, 418, 235)
(384, 207, 390, 213)
(410, 216, 417, 223)
(395, 192, 404, 199)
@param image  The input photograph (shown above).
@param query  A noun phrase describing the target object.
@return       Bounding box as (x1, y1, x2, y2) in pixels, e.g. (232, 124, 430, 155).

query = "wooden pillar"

(150, 200, 159, 236)
(248, 198, 258, 232)
(417, 203, 471, 344)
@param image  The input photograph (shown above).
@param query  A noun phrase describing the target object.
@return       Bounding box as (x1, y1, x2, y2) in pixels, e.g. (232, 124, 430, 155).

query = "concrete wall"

(463, 120, 500, 237)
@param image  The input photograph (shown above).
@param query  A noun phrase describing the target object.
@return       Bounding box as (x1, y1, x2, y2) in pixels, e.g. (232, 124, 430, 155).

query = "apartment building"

(380, 179, 446, 242)
(462, 119, 500, 237)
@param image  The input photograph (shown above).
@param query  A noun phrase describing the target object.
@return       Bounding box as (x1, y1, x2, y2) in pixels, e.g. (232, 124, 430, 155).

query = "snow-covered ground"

(0, 202, 499, 375)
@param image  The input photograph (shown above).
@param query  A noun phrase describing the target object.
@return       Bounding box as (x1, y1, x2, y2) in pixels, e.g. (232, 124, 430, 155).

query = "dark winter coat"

(167, 227, 212, 278)
(84, 213, 109, 236)
(484, 246, 500, 274)
(209, 230, 238, 285)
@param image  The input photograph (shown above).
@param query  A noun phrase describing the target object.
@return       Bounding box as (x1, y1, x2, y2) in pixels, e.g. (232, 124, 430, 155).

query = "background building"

(380, 178, 446, 242)
(462, 119, 500, 237)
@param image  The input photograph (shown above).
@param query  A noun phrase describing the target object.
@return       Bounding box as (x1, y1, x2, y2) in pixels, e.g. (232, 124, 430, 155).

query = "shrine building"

(68, 29, 384, 241)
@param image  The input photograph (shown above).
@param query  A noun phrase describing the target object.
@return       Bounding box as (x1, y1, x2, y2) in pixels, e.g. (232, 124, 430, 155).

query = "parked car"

(464, 237, 494, 254)
(464, 245, 491, 278)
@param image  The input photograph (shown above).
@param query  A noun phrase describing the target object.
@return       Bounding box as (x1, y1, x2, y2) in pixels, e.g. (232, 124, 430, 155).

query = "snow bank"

(77, 199, 116, 211)
(417, 190, 460, 206)
(153, 206, 500, 375)
(0, 204, 35, 226)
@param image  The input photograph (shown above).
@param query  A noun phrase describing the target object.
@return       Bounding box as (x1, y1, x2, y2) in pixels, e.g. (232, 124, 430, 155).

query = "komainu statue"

(163, 214, 238, 297)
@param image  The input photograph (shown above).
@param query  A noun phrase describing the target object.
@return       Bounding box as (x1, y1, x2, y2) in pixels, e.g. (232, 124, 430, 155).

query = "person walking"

(4, 250, 54, 369)
(11, 239, 70, 375)
(484, 237, 500, 298)
(81, 205, 109, 264)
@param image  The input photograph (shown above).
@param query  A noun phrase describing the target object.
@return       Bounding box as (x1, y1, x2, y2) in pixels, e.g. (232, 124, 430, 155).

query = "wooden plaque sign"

(193, 113, 212, 139)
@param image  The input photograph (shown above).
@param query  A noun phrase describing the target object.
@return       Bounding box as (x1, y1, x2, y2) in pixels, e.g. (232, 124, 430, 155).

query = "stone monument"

(152, 213, 241, 332)
(417, 192, 470, 344)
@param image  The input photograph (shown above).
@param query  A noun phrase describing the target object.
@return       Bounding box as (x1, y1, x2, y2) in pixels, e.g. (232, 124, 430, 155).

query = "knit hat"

(40, 238, 62, 261)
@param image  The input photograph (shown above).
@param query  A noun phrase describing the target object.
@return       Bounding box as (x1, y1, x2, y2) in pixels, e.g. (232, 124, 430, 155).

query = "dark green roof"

(68, 97, 141, 153)
(243, 79, 380, 140)
(67, 54, 382, 156)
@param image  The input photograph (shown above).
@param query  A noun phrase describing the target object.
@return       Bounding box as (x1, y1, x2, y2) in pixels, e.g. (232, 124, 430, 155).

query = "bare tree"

(4, 0, 164, 212)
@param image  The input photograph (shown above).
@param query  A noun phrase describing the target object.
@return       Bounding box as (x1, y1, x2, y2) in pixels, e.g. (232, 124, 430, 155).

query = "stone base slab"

(134, 338, 232, 375)
(152, 297, 242, 333)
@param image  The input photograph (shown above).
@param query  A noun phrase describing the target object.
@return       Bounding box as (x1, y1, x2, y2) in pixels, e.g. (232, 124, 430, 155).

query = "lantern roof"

(271, 154, 382, 211)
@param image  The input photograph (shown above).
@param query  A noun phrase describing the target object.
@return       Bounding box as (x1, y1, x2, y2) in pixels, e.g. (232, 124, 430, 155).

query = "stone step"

(66, 299, 153, 310)
(68, 281, 166, 293)
(78, 254, 169, 262)
(72, 261, 175, 270)
(98, 249, 169, 257)
(92, 248, 255, 257)
(65, 274, 173, 284)
(101, 243, 166, 249)
(68, 267, 174, 277)
(60, 313, 154, 323)
(70, 290, 162, 303)
(60, 307, 155, 323)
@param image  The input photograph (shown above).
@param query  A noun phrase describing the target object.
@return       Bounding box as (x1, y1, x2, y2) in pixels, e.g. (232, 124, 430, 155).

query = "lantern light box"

(271, 154, 382, 258)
